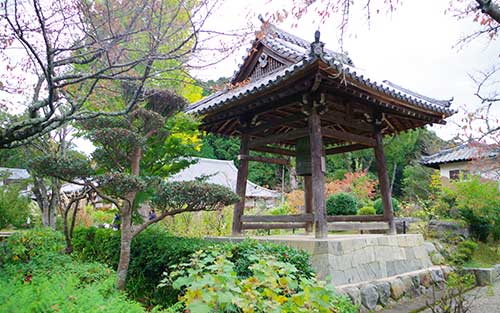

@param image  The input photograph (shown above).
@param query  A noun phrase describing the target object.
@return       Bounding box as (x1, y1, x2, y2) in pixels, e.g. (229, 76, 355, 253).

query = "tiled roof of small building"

(187, 23, 455, 117)
(421, 143, 499, 166)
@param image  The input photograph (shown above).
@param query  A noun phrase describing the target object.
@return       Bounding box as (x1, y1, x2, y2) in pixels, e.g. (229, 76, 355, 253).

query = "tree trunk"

(117, 146, 141, 290)
(32, 177, 50, 227)
(117, 204, 133, 290)
(289, 165, 298, 190)
(48, 178, 61, 229)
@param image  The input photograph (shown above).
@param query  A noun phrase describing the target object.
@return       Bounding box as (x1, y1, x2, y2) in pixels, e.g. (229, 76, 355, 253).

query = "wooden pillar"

(303, 175, 313, 233)
(232, 133, 250, 236)
(309, 108, 327, 238)
(373, 130, 396, 235)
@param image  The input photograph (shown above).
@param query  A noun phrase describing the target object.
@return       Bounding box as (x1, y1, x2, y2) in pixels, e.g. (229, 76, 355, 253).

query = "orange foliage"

(325, 170, 377, 203)
(286, 189, 304, 214)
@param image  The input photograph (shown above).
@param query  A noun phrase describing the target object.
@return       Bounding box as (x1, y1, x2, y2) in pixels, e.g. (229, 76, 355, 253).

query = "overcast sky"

(195, 0, 500, 142)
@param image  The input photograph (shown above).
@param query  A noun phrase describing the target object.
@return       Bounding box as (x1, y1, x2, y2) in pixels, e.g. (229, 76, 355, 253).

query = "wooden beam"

(309, 108, 328, 238)
(249, 128, 309, 148)
(242, 223, 307, 230)
(325, 143, 370, 155)
(304, 176, 313, 233)
(238, 154, 290, 165)
(232, 133, 250, 236)
(328, 222, 389, 231)
(250, 146, 296, 156)
(241, 112, 307, 135)
(321, 113, 373, 133)
(322, 128, 376, 147)
(326, 214, 386, 222)
(241, 214, 313, 223)
(373, 125, 396, 234)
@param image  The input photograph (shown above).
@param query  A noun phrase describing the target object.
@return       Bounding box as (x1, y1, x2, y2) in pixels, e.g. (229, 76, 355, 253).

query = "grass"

(464, 242, 500, 268)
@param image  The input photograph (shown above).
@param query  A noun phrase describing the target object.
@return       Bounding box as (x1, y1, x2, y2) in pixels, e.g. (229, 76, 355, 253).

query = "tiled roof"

(0, 167, 30, 180)
(187, 60, 311, 114)
(169, 158, 280, 199)
(421, 143, 499, 166)
(187, 24, 455, 117)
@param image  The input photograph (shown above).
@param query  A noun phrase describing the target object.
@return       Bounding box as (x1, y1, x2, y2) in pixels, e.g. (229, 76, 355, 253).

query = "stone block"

(442, 266, 452, 279)
(331, 270, 347, 285)
(401, 276, 418, 297)
(389, 278, 405, 300)
(494, 264, 500, 279)
(360, 284, 379, 310)
(411, 273, 421, 288)
(430, 268, 444, 284)
(343, 287, 361, 306)
(374, 281, 390, 306)
(419, 271, 432, 288)
(329, 241, 343, 255)
(470, 268, 495, 286)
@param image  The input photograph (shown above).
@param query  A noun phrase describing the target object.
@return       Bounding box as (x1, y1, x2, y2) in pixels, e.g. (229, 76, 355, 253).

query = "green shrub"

(0, 228, 147, 312)
(73, 227, 315, 307)
(373, 197, 400, 215)
(0, 228, 65, 265)
(450, 240, 478, 265)
(326, 192, 358, 215)
(73, 226, 212, 306)
(460, 208, 493, 242)
(358, 206, 376, 215)
(162, 247, 357, 313)
(452, 176, 500, 242)
(229, 239, 314, 280)
(0, 184, 30, 229)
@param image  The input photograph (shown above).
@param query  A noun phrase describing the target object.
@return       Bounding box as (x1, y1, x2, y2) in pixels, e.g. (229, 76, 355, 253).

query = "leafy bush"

(450, 240, 478, 265)
(162, 247, 357, 313)
(0, 229, 147, 312)
(73, 226, 212, 306)
(73, 228, 315, 307)
(228, 239, 314, 281)
(358, 206, 376, 215)
(450, 177, 500, 242)
(326, 192, 358, 215)
(373, 197, 400, 215)
(0, 228, 65, 265)
(460, 208, 494, 242)
(0, 184, 30, 229)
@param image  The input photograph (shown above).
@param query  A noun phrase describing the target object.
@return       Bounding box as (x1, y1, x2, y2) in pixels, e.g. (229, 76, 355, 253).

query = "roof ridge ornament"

(310, 30, 325, 58)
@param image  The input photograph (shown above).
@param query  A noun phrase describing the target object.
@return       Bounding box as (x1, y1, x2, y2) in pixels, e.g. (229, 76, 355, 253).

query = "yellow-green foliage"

(163, 247, 357, 313)
(358, 206, 376, 215)
(162, 206, 233, 237)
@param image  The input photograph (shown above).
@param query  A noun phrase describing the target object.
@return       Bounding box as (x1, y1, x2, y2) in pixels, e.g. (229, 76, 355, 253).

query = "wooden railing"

(0, 232, 14, 240)
(240, 214, 389, 231)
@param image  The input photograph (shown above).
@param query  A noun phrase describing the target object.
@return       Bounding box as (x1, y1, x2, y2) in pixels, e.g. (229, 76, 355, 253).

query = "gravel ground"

(468, 280, 500, 313)
(381, 280, 499, 313)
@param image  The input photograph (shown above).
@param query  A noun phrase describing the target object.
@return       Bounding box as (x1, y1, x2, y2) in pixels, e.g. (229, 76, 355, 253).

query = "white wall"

(439, 161, 469, 179)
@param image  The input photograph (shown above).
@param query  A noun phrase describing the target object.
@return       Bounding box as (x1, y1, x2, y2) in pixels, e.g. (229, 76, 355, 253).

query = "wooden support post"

(232, 133, 250, 236)
(309, 108, 328, 238)
(373, 129, 396, 235)
(304, 175, 313, 233)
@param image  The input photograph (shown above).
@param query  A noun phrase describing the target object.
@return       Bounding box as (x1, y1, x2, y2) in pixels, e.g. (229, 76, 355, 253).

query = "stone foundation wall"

(256, 234, 433, 285)
(208, 234, 434, 286)
(336, 266, 451, 312)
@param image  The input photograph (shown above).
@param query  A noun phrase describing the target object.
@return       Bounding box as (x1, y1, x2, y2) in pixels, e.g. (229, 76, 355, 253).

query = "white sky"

(194, 0, 500, 142)
(4, 0, 499, 154)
